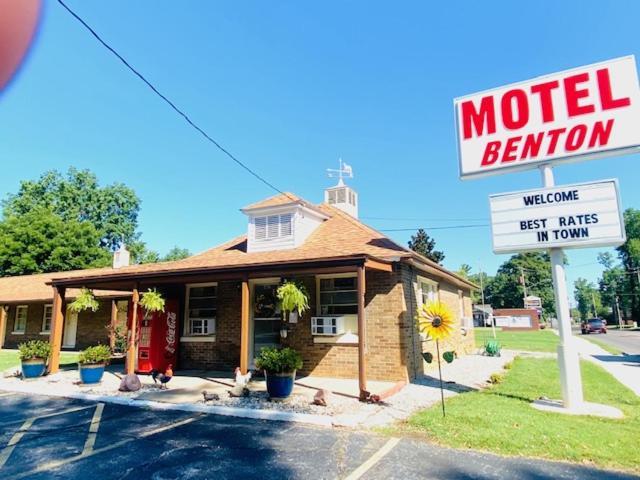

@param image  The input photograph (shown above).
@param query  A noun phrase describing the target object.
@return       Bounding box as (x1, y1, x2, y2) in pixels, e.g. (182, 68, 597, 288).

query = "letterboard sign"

(489, 180, 625, 253)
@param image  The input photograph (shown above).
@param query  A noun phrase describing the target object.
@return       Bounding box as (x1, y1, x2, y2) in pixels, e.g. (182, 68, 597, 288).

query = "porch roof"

(44, 198, 476, 291)
(0, 271, 131, 304)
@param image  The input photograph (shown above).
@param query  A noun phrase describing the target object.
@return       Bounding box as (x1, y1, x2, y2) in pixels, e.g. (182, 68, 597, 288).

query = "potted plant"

(18, 340, 51, 378)
(277, 280, 309, 325)
(140, 288, 165, 313)
(68, 287, 100, 313)
(255, 347, 303, 400)
(78, 344, 112, 384)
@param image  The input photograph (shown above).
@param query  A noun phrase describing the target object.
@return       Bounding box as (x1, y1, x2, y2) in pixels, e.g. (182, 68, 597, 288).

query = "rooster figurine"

(151, 364, 173, 389)
(229, 367, 252, 397)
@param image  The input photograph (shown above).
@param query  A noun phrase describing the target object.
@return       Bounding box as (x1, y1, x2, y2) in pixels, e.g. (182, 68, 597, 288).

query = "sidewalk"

(0, 353, 513, 428)
(573, 336, 640, 396)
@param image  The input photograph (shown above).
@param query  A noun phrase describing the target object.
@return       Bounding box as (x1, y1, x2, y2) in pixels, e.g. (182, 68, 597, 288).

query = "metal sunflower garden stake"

(417, 301, 455, 417)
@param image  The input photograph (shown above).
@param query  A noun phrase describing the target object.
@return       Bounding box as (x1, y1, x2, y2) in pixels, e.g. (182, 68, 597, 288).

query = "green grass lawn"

(581, 335, 623, 355)
(393, 357, 639, 472)
(474, 327, 559, 352)
(0, 349, 79, 372)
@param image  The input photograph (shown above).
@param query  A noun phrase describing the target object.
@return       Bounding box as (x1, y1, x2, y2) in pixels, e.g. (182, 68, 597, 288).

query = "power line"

(362, 216, 488, 222)
(379, 224, 490, 232)
(56, 0, 291, 199)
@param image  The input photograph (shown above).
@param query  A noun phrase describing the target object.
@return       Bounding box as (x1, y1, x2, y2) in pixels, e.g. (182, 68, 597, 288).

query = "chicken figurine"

(151, 364, 173, 389)
(229, 367, 251, 397)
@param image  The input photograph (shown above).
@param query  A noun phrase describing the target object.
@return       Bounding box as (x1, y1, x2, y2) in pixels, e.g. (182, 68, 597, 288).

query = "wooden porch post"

(0, 305, 7, 349)
(127, 288, 139, 375)
(109, 299, 118, 351)
(49, 286, 66, 374)
(357, 265, 368, 401)
(240, 278, 250, 375)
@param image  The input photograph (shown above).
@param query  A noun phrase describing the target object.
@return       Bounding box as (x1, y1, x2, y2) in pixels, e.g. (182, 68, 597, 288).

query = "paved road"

(0, 392, 637, 480)
(584, 328, 640, 355)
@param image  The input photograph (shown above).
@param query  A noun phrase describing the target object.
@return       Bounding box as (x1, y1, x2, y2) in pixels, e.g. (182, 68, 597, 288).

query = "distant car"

(581, 318, 607, 334)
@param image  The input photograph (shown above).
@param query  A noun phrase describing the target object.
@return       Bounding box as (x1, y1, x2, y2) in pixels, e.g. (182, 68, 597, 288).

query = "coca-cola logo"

(165, 312, 177, 355)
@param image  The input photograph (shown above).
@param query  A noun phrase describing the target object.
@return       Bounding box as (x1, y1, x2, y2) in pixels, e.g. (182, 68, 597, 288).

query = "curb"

(0, 383, 334, 427)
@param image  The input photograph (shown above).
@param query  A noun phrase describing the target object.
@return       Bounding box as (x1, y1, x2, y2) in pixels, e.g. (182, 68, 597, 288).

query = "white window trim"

(40, 304, 53, 335)
(13, 305, 28, 334)
(417, 276, 439, 305)
(315, 273, 359, 340)
(315, 273, 358, 315)
(184, 282, 217, 338)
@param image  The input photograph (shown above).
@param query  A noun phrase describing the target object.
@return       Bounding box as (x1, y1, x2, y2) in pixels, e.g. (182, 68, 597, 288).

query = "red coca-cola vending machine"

(128, 299, 179, 373)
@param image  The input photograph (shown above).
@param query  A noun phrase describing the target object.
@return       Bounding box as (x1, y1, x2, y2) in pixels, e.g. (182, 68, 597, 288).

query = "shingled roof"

(0, 271, 130, 304)
(0, 193, 475, 297)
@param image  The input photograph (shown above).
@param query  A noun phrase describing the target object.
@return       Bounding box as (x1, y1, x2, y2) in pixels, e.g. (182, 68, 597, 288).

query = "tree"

(574, 277, 604, 321)
(0, 208, 110, 276)
(616, 208, 640, 321)
(469, 270, 492, 305)
(162, 246, 191, 262)
(2, 168, 141, 251)
(456, 264, 472, 279)
(485, 252, 556, 317)
(408, 229, 445, 264)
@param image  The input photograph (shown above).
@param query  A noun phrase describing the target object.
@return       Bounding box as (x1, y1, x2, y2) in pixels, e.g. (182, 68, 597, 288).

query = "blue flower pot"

(265, 371, 296, 400)
(21, 359, 46, 379)
(79, 363, 105, 384)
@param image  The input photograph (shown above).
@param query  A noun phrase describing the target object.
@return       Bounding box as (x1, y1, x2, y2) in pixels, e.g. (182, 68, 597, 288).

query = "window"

(186, 284, 217, 335)
(254, 214, 293, 240)
(327, 190, 337, 204)
(41, 305, 53, 333)
(418, 278, 438, 306)
(13, 305, 28, 333)
(319, 276, 358, 315)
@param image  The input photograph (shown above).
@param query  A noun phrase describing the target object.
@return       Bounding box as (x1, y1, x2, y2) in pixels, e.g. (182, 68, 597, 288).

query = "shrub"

(489, 372, 504, 384)
(79, 344, 112, 365)
(18, 340, 51, 361)
(255, 347, 303, 373)
(504, 360, 513, 370)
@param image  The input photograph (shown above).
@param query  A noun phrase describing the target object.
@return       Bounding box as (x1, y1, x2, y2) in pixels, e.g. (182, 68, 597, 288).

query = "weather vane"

(326, 158, 353, 185)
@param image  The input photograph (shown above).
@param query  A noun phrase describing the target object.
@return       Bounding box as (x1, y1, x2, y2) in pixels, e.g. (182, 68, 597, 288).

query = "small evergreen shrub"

(489, 372, 504, 384)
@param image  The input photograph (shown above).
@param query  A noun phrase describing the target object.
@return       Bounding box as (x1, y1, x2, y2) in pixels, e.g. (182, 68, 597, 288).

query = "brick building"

(1, 181, 476, 397)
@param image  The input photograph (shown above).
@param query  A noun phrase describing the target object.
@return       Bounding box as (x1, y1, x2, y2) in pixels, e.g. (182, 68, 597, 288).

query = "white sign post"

(455, 56, 640, 412)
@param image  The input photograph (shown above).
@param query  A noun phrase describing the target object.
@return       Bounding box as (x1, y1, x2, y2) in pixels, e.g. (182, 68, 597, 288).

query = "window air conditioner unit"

(311, 316, 346, 336)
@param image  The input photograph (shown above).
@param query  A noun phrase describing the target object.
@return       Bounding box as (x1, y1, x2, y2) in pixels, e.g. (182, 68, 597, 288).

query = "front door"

(251, 282, 281, 363)
(63, 309, 78, 348)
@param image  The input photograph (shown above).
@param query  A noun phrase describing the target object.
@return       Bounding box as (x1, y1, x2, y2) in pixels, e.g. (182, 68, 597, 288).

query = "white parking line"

(81, 403, 104, 455)
(0, 404, 94, 428)
(13, 415, 203, 479)
(343, 437, 400, 480)
(0, 417, 35, 468)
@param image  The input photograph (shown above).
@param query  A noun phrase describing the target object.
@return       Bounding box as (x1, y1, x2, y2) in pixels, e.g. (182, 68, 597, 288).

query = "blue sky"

(1, 1, 639, 304)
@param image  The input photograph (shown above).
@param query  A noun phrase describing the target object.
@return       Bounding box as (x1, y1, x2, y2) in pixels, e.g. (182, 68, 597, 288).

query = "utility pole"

(591, 292, 598, 318)
(540, 164, 583, 410)
(519, 266, 528, 305)
(478, 265, 495, 339)
(615, 295, 623, 329)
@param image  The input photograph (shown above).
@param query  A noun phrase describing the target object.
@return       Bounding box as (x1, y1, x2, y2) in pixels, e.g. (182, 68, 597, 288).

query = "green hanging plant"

(139, 288, 165, 313)
(277, 281, 309, 316)
(69, 288, 100, 313)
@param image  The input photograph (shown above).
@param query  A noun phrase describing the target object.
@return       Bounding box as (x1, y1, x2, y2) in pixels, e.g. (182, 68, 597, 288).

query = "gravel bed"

(201, 389, 353, 415)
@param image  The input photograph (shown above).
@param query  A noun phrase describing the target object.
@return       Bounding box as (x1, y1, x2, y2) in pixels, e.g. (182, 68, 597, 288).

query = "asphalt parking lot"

(0, 392, 637, 479)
